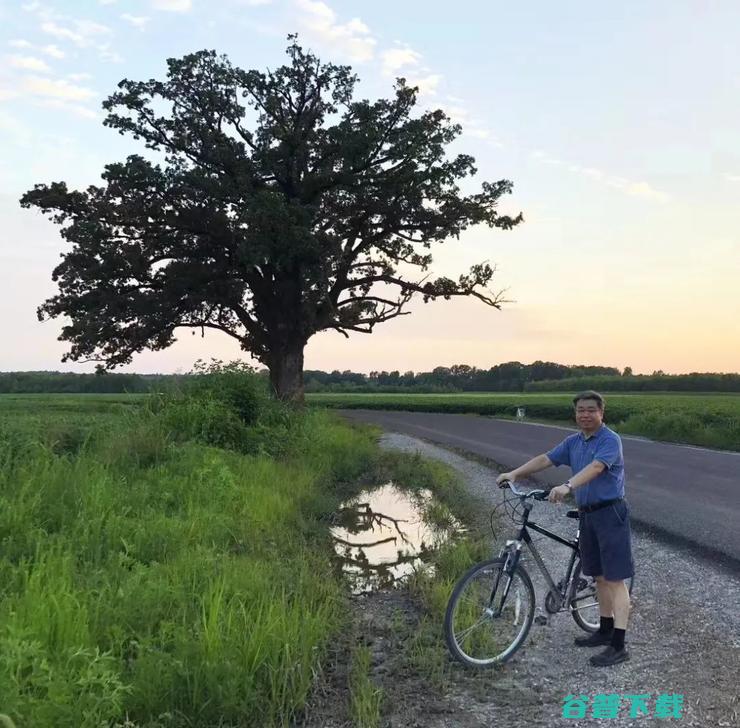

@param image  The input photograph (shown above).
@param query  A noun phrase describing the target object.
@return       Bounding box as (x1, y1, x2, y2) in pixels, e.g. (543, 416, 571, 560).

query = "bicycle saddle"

(566, 509, 580, 519)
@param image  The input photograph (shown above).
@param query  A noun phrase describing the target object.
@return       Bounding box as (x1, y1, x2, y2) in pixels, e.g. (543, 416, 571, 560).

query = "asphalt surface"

(338, 410, 740, 570)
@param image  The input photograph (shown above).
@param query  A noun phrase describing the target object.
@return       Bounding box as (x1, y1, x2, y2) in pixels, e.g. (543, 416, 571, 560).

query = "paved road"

(338, 410, 740, 570)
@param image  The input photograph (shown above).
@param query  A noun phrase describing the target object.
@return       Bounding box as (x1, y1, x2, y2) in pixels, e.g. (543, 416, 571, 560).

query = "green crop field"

(307, 392, 740, 451)
(0, 392, 146, 413)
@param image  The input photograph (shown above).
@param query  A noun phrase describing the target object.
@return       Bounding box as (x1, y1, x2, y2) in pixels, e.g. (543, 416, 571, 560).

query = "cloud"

(580, 166, 604, 180)
(121, 14, 151, 29)
(38, 99, 99, 119)
(22, 75, 95, 102)
(152, 0, 193, 11)
(381, 46, 421, 76)
(623, 181, 670, 203)
(295, 0, 376, 62)
(436, 102, 494, 140)
(42, 44, 65, 58)
(537, 155, 669, 202)
(0, 63, 99, 118)
(41, 20, 123, 63)
(439, 103, 469, 125)
(7, 40, 65, 60)
(8, 54, 52, 73)
(40, 21, 84, 44)
(406, 72, 442, 97)
(380, 44, 442, 98)
(530, 149, 562, 166)
(33, 7, 120, 63)
(98, 45, 124, 63)
(41, 19, 112, 47)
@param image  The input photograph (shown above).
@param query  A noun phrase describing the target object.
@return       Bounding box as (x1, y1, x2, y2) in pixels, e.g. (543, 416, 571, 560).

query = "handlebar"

(498, 479, 550, 501)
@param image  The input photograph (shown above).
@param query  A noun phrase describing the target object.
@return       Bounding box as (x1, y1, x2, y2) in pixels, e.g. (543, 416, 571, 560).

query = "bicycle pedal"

(534, 615, 548, 626)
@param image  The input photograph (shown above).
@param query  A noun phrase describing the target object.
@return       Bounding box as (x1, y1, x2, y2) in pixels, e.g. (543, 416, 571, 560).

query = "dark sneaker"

(574, 630, 613, 647)
(590, 646, 630, 667)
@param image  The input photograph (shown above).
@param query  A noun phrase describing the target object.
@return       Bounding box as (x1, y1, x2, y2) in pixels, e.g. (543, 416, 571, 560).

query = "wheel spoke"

(455, 614, 492, 642)
(445, 560, 534, 666)
(569, 562, 601, 631)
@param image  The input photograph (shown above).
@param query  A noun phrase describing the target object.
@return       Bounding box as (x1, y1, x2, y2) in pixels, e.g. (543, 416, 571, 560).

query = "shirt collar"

(579, 424, 605, 442)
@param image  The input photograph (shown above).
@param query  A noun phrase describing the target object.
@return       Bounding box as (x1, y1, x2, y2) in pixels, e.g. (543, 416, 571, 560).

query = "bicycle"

(443, 479, 634, 668)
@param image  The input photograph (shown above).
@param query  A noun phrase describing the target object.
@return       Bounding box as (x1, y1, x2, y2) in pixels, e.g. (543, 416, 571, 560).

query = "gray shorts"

(579, 500, 635, 581)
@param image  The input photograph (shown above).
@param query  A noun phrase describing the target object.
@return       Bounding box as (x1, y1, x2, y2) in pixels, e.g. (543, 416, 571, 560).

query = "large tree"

(22, 37, 522, 402)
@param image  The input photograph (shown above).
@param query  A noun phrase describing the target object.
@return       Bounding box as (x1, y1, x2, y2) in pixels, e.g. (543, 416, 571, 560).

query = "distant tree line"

(526, 373, 740, 393)
(1, 363, 738, 394)
(305, 364, 740, 393)
(304, 361, 620, 393)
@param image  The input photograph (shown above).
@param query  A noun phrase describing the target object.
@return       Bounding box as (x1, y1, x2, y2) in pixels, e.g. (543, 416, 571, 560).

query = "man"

(496, 390, 634, 667)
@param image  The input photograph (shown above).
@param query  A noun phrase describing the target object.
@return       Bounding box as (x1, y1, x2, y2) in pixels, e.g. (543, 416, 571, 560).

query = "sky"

(1, 0, 739, 375)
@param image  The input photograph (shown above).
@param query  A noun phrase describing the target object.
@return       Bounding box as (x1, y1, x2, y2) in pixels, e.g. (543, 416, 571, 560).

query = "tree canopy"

(22, 37, 522, 400)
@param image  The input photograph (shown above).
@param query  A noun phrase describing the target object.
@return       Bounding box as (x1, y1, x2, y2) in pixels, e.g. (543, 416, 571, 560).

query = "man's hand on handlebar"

(548, 484, 571, 504)
(497, 472, 515, 487)
(497, 478, 550, 501)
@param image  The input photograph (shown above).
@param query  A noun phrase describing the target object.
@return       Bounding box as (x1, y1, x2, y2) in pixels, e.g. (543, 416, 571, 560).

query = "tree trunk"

(267, 342, 306, 404)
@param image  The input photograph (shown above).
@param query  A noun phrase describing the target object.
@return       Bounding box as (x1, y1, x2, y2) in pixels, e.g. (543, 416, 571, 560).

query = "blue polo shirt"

(545, 425, 625, 507)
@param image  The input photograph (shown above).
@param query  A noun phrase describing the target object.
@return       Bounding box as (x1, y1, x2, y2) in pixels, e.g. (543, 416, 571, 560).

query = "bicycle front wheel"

(444, 558, 535, 668)
(569, 559, 635, 633)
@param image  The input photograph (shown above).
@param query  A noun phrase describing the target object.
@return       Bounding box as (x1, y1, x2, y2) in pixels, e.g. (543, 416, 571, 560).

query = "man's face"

(574, 399, 604, 432)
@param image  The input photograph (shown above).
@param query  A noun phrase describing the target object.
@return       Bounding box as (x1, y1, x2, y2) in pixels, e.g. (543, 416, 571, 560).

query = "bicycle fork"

(486, 539, 524, 618)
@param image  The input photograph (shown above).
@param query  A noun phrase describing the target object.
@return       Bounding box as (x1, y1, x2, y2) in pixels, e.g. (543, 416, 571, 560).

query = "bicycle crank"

(544, 579, 568, 614)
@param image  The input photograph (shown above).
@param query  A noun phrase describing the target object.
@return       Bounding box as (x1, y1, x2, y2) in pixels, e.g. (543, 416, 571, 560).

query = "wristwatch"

(564, 481, 573, 493)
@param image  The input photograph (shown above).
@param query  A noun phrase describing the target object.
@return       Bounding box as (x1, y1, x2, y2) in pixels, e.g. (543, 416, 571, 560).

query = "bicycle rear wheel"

(569, 559, 635, 633)
(444, 558, 535, 668)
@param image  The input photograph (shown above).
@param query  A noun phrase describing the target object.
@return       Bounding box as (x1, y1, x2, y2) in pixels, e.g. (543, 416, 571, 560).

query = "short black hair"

(572, 390, 605, 410)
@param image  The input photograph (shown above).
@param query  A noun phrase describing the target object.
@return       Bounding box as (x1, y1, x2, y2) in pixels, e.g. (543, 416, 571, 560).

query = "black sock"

(611, 628, 626, 651)
(599, 616, 614, 634)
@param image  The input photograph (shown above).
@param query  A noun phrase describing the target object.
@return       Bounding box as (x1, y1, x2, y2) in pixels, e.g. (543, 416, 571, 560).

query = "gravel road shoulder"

(372, 432, 740, 728)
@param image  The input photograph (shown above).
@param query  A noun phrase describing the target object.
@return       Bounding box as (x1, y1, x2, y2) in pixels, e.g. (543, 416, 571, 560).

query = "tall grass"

(349, 646, 382, 728)
(0, 366, 377, 727)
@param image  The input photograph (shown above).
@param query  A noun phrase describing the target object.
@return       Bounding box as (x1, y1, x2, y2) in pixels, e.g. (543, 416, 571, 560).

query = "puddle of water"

(330, 482, 465, 594)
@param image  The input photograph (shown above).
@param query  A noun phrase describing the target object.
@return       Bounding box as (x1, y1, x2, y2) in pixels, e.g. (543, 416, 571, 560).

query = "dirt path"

(304, 433, 740, 727)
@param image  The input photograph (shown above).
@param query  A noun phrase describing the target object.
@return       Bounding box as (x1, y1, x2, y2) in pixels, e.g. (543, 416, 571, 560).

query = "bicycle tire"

(444, 557, 535, 668)
(569, 559, 635, 633)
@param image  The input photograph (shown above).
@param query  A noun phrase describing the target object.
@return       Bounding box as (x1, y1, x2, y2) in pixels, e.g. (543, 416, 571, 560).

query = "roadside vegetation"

(0, 368, 504, 727)
(310, 392, 740, 451)
(0, 364, 382, 727)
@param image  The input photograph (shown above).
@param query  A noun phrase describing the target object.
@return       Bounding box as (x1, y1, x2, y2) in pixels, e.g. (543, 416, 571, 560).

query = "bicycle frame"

(497, 500, 580, 612)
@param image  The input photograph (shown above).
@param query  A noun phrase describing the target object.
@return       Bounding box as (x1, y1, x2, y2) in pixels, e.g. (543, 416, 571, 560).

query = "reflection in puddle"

(330, 483, 464, 594)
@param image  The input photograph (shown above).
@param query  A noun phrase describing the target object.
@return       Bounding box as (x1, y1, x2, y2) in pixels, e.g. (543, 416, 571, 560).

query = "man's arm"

(496, 453, 553, 484)
(548, 460, 606, 503)
(568, 461, 607, 491)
